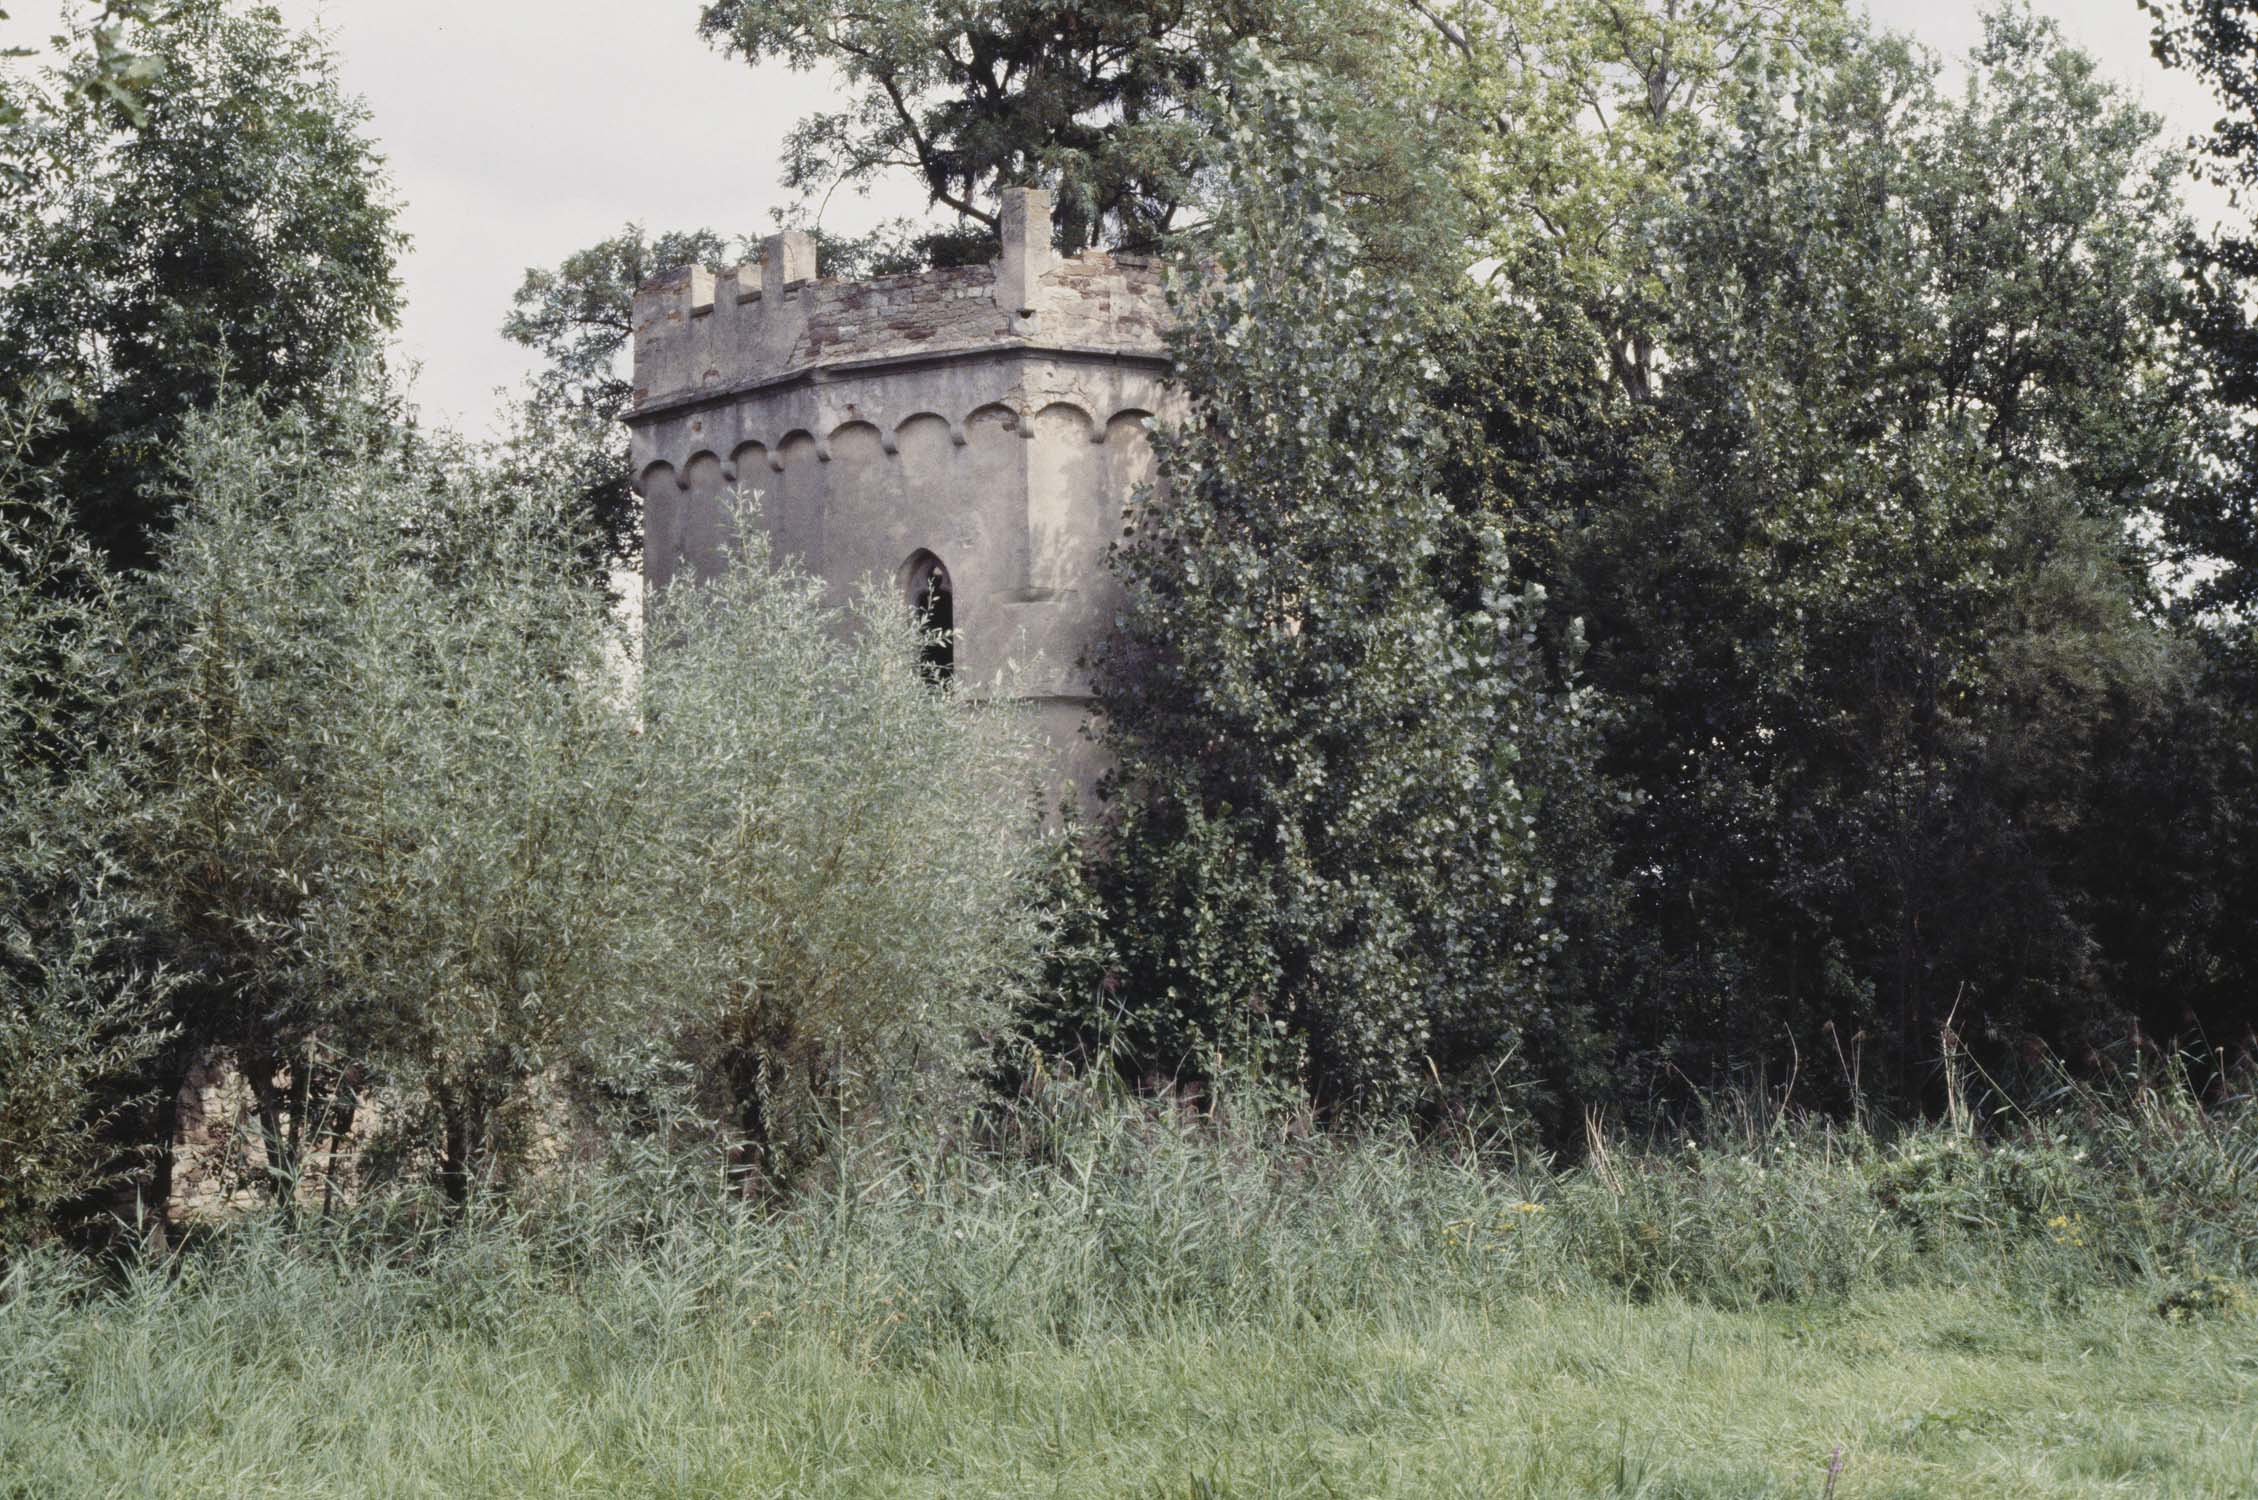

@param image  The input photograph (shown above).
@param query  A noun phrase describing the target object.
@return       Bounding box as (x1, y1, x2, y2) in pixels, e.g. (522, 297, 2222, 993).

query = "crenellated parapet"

(628, 188, 1170, 418)
(625, 189, 1180, 797)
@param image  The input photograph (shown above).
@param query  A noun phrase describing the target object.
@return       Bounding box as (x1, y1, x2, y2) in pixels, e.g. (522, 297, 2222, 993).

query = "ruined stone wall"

(170, 1055, 368, 1221)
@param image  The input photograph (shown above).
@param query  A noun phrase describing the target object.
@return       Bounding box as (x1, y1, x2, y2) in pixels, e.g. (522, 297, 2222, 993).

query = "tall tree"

(1569, 10, 2214, 1095)
(0, 393, 171, 1250)
(1409, 0, 1850, 395)
(1053, 67, 1600, 1115)
(0, 1, 163, 195)
(2133, 0, 2258, 1066)
(694, 0, 1448, 270)
(2142, 0, 2258, 609)
(0, 0, 403, 568)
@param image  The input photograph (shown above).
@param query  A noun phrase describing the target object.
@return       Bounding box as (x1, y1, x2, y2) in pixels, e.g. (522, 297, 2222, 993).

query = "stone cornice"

(626, 342, 1174, 425)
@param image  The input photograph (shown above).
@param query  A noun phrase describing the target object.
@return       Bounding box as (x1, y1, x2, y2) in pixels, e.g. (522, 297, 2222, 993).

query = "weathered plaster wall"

(626, 189, 1177, 797)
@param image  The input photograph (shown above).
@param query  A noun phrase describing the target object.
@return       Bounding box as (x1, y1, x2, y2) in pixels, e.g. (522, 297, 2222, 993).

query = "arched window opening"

(903, 551, 955, 685)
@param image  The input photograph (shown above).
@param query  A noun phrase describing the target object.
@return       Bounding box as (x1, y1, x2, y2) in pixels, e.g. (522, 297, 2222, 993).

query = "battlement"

(625, 188, 1180, 801)
(629, 187, 1171, 415)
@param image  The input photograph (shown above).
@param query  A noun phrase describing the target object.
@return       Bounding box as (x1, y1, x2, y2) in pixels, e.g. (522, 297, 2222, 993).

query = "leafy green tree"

(0, 1, 163, 195)
(2134, 0, 2258, 1065)
(1567, 12, 2212, 1096)
(1410, 0, 1850, 394)
(629, 518, 1046, 1186)
(114, 382, 1046, 1206)
(0, 0, 403, 568)
(0, 390, 170, 1251)
(1056, 68, 1598, 1115)
(128, 390, 642, 1205)
(2143, 2, 2258, 596)
(695, 0, 1447, 270)
(2065, 635, 2258, 1068)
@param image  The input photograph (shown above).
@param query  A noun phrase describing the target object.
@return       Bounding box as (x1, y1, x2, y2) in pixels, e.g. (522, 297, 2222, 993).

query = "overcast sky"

(1, 1, 2235, 436)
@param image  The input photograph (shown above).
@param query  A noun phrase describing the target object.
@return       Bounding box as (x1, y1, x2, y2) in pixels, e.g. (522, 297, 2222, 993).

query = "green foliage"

(1422, 271, 1649, 601)
(0, 393, 169, 1251)
(2135, 2, 2258, 1065)
(1547, 11, 2218, 1093)
(625, 514, 1046, 1186)
(499, 225, 743, 577)
(698, 0, 1269, 251)
(694, 0, 1445, 270)
(0, 969, 158, 1252)
(8, 0, 2257, 1256)
(0, 2, 164, 196)
(1060, 67, 1601, 1114)
(108, 387, 1045, 1202)
(2144, 0, 2258, 612)
(128, 390, 635, 1203)
(1412, 0, 1852, 392)
(0, 0, 403, 568)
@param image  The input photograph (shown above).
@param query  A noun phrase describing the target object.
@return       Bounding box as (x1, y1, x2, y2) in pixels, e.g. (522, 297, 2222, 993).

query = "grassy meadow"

(5, 1079, 2253, 1500)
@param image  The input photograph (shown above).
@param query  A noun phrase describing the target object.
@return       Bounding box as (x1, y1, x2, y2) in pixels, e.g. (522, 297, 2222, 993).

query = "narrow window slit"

(903, 551, 954, 685)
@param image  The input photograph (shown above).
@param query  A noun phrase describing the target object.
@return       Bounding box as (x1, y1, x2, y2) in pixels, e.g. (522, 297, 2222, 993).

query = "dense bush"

(0, 383, 1048, 1233)
(131, 393, 645, 1203)
(0, 396, 170, 1251)
(0, 0, 404, 570)
(624, 514, 1046, 1184)
(1460, 15, 2250, 1105)
(1055, 68, 1607, 1116)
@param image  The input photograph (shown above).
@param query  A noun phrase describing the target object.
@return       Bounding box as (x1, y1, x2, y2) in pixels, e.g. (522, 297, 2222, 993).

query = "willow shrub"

(120, 394, 1044, 1203)
(0, 393, 171, 1252)
(142, 396, 650, 1202)
(624, 515, 1047, 1185)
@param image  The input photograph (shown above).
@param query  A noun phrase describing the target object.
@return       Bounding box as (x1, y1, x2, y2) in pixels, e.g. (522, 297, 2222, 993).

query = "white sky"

(0, 1, 2237, 436)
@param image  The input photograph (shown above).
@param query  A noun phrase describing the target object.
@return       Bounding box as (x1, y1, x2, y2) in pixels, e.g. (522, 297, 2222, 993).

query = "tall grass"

(3, 1070, 2251, 1497)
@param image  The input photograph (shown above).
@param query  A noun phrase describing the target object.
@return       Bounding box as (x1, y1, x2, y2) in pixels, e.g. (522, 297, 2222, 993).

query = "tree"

(630, 518, 1045, 1187)
(0, 390, 170, 1251)
(2130, 0, 2258, 1065)
(113, 380, 1047, 1208)
(1565, 11, 2213, 1097)
(1409, 0, 1851, 395)
(1054, 68, 1598, 1115)
(0, 0, 403, 568)
(0, 1, 163, 196)
(120, 387, 646, 1206)
(2141, 0, 2258, 611)
(695, 0, 1447, 270)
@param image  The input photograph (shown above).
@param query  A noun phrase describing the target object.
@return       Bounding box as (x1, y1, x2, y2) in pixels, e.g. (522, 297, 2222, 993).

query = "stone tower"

(625, 189, 1175, 794)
